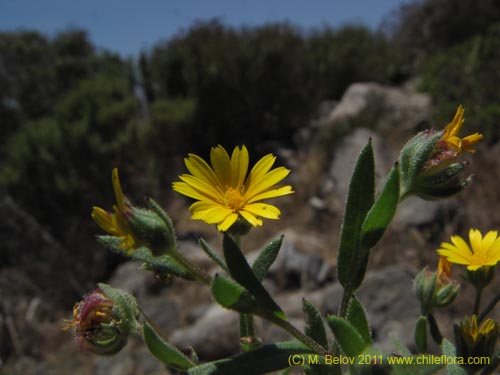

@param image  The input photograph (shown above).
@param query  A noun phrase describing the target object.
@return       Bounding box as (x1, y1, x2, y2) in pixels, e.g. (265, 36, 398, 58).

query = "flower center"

(224, 187, 245, 211)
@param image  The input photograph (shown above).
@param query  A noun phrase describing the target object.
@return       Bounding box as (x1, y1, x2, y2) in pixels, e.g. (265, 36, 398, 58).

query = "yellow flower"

(440, 105, 483, 154)
(437, 229, 500, 271)
(173, 145, 294, 231)
(460, 315, 497, 343)
(91, 168, 139, 253)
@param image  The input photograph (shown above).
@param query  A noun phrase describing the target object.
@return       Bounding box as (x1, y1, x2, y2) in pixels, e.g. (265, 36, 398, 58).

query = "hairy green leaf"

(327, 316, 367, 357)
(346, 296, 372, 346)
(143, 321, 195, 370)
(223, 233, 285, 320)
(337, 140, 375, 290)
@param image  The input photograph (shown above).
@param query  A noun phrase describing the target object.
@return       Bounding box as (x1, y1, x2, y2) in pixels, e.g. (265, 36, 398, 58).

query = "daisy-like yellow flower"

(173, 145, 294, 231)
(440, 105, 483, 154)
(91, 168, 139, 253)
(437, 229, 500, 271)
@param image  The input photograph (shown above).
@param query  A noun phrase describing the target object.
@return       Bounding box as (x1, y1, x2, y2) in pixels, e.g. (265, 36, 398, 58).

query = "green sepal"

(142, 321, 196, 371)
(223, 233, 285, 320)
(361, 164, 400, 250)
(211, 274, 259, 314)
(97, 283, 139, 331)
(337, 140, 375, 290)
(199, 237, 228, 272)
(187, 341, 315, 375)
(414, 315, 428, 353)
(327, 316, 368, 357)
(303, 298, 328, 350)
(252, 235, 284, 281)
(346, 296, 372, 346)
(441, 339, 467, 375)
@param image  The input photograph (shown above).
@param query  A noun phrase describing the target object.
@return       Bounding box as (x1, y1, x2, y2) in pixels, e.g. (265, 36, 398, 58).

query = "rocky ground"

(2, 82, 500, 374)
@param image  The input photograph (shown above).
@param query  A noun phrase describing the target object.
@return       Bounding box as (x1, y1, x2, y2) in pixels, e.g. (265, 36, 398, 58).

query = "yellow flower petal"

(230, 145, 249, 188)
(112, 168, 125, 212)
(247, 185, 294, 203)
(218, 213, 239, 231)
(210, 145, 232, 187)
(243, 203, 281, 219)
(179, 174, 223, 202)
(185, 153, 222, 190)
(245, 167, 290, 198)
(239, 210, 263, 227)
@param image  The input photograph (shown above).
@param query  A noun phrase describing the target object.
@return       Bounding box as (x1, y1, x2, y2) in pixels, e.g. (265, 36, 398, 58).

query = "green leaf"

(337, 140, 375, 290)
(211, 274, 258, 314)
(187, 341, 315, 375)
(223, 233, 285, 320)
(441, 339, 467, 375)
(199, 237, 228, 272)
(143, 321, 195, 370)
(361, 164, 400, 249)
(303, 298, 328, 350)
(327, 316, 368, 357)
(252, 235, 283, 281)
(427, 313, 443, 345)
(415, 315, 428, 353)
(346, 296, 372, 346)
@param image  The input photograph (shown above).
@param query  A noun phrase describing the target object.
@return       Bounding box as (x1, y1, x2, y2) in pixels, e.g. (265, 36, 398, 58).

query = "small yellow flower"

(437, 229, 500, 271)
(440, 105, 483, 154)
(460, 315, 497, 343)
(91, 168, 138, 253)
(173, 145, 294, 231)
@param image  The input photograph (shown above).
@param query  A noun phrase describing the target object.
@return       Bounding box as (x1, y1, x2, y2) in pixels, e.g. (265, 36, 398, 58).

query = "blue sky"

(1, 0, 408, 57)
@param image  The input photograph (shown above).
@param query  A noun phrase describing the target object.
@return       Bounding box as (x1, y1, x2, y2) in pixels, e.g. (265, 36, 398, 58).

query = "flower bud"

(398, 105, 482, 200)
(64, 284, 140, 355)
(92, 168, 176, 256)
(454, 315, 497, 373)
(414, 258, 459, 315)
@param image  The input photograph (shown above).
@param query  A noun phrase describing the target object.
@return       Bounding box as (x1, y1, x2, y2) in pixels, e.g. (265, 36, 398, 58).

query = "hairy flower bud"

(64, 284, 140, 355)
(414, 258, 459, 315)
(92, 168, 176, 256)
(398, 105, 482, 200)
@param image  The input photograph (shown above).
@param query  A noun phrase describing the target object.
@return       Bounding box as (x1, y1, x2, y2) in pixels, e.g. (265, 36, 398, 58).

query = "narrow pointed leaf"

(346, 296, 372, 346)
(303, 298, 328, 350)
(143, 321, 195, 370)
(187, 341, 316, 375)
(327, 316, 367, 357)
(361, 164, 400, 249)
(223, 233, 285, 320)
(252, 235, 283, 281)
(337, 140, 375, 290)
(199, 237, 228, 272)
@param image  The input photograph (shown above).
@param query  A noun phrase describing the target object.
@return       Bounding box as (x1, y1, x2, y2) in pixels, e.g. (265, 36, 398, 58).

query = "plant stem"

(170, 248, 212, 285)
(269, 315, 328, 355)
(478, 293, 500, 323)
(473, 286, 484, 316)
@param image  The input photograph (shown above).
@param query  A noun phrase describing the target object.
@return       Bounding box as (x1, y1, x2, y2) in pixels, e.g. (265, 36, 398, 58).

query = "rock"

(299, 82, 431, 199)
(321, 128, 393, 213)
(169, 304, 239, 360)
(324, 82, 431, 139)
